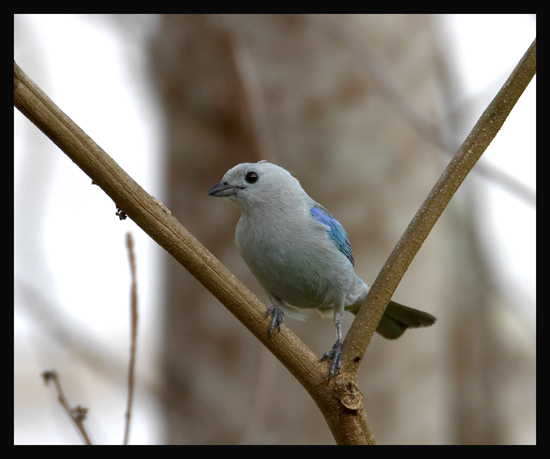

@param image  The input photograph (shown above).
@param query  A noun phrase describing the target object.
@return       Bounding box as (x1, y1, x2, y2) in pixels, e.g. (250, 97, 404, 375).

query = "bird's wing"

(310, 205, 354, 266)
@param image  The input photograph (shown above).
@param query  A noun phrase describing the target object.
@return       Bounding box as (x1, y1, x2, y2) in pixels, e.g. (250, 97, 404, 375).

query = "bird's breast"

(235, 216, 357, 310)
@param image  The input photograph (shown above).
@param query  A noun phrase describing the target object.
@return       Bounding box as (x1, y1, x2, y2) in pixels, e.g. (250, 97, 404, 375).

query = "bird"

(208, 161, 436, 380)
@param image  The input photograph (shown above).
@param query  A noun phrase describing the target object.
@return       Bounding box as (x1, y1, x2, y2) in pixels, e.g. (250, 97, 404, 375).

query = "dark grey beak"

(207, 181, 239, 197)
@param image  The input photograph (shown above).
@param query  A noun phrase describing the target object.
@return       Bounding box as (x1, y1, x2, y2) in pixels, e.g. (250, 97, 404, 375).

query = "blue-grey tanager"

(208, 161, 436, 380)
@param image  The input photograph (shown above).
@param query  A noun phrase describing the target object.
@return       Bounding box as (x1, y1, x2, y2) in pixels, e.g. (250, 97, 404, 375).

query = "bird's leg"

(266, 305, 284, 337)
(321, 315, 343, 381)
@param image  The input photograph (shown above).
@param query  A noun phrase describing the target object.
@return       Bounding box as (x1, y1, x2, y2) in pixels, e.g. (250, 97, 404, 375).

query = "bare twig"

(343, 39, 536, 379)
(41, 370, 93, 445)
(123, 232, 138, 445)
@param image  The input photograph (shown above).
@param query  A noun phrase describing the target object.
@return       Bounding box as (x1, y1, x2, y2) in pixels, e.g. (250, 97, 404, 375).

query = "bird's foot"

(321, 339, 343, 381)
(266, 305, 284, 337)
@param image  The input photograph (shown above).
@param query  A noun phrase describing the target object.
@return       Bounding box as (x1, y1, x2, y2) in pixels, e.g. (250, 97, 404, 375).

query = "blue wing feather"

(310, 205, 354, 266)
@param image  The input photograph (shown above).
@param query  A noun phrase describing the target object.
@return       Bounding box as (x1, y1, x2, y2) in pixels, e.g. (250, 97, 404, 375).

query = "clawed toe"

(321, 339, 343, 381)
(266, 306, 284, 337)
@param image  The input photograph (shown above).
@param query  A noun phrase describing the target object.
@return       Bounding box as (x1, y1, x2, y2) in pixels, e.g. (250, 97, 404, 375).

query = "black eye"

(245, 171, 258, 184)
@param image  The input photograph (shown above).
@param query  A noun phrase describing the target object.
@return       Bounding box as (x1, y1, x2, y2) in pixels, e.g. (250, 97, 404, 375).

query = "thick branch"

(14, 60, 370, 443)
(13, 60, 323, 379)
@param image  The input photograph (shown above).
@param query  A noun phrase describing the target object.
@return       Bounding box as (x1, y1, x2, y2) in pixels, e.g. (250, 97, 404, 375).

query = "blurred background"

(14, 14, 535, 444)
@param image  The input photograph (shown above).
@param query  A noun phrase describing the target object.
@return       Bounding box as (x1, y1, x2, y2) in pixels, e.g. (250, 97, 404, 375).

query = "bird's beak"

(207, 181, 238, 197)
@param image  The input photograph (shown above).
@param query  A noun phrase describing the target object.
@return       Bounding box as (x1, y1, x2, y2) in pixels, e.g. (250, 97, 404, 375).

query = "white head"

(207, 161, 308, 214)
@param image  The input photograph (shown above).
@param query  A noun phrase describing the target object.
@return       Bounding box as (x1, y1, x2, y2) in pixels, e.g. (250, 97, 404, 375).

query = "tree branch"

(342, 39, 536, 379)
(41, 370, 93, 445)
(14, 60, 355, 441)
(123, 232, 138, 445)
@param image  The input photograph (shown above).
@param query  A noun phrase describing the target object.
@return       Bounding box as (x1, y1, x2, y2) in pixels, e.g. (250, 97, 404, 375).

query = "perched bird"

(208, 161, 436, 380)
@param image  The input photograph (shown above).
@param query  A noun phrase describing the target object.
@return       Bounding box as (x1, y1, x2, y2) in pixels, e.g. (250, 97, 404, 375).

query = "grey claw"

(321, 339, 343, 381)
(266, 306, 284, 337)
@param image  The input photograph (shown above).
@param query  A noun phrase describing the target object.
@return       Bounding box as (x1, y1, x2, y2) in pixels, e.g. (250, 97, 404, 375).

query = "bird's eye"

(245, 171, 259, 184)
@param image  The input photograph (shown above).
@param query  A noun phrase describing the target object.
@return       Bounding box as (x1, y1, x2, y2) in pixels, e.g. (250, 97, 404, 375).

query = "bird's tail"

(350, 300, 436, 340)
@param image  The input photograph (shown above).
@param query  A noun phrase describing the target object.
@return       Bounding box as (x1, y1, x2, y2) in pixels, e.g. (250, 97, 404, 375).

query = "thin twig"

(123, 232, 138, 445)
(41, 370, 93, 445)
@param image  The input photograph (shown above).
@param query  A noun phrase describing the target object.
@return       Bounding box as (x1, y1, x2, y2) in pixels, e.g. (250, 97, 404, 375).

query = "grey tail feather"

(350, 300, 436, 340)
